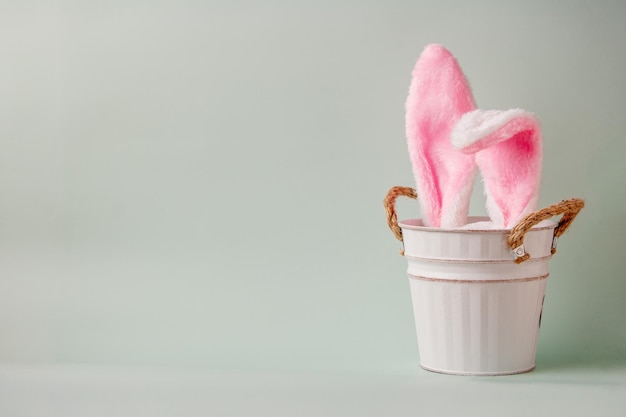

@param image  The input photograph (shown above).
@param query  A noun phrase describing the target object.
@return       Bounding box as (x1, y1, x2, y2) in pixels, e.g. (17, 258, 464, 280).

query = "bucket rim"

(399, 216, 557, 233)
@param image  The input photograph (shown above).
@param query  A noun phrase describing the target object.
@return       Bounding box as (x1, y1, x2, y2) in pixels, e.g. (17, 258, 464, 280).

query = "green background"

(1, 0, 625, 376)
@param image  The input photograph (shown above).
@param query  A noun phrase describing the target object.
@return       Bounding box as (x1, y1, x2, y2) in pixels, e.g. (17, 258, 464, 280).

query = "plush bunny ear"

(451, 109, 542, 228)
(405, 44, 477, 227)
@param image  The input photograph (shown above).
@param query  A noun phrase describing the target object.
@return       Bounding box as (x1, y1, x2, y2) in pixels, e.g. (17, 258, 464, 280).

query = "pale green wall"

(0, 0, 624, 371)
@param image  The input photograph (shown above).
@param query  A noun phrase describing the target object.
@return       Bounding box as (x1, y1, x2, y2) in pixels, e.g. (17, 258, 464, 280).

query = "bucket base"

(420, 363, 536, 376)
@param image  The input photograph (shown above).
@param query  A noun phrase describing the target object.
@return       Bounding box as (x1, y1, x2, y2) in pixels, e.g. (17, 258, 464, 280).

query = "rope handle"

(383, 186, 584, 262)
(383, 186, 417, 242)
(508, 198, 585, 264)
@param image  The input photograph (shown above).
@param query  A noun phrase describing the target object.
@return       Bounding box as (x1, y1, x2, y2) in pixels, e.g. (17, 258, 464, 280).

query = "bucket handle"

(383, 186, 584, 262)
(508, 198, 585, 264)
(383, 186, 418, 254)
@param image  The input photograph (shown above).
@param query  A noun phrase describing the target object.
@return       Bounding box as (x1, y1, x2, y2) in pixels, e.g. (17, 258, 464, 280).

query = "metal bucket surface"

(400, 217, 556, 375)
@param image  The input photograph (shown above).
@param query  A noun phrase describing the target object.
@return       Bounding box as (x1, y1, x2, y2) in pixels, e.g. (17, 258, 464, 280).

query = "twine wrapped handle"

(508, 198, 585, 264)
(383, 187, 418, 253)
(384, 186, 584, 263)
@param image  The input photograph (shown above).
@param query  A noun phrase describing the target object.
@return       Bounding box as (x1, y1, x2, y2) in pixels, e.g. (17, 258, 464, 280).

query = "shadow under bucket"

(384, 187, 584, 376)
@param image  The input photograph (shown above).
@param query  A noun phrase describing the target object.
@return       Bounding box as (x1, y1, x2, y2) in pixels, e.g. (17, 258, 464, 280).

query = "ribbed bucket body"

(400, 217, 557, 375)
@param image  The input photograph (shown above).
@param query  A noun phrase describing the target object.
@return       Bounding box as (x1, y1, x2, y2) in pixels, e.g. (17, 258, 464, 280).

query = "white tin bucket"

(401, 217, 554, 375)
(384, 187, 584, 376)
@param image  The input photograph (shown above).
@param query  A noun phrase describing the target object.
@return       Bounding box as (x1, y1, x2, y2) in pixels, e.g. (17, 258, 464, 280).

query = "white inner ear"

(451, 109, 533, 150)
(439, 166, 476, 228)
(483, 180, 505, 228)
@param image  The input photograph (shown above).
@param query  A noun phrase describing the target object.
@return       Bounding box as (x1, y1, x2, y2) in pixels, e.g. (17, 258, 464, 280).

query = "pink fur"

(451, 109, 542, 227)
(405, 44, 477, 227)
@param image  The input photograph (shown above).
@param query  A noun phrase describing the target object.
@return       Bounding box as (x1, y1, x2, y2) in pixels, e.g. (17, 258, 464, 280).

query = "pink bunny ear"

(451, 109, 542, 228)
(405, 44, 477, 227)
